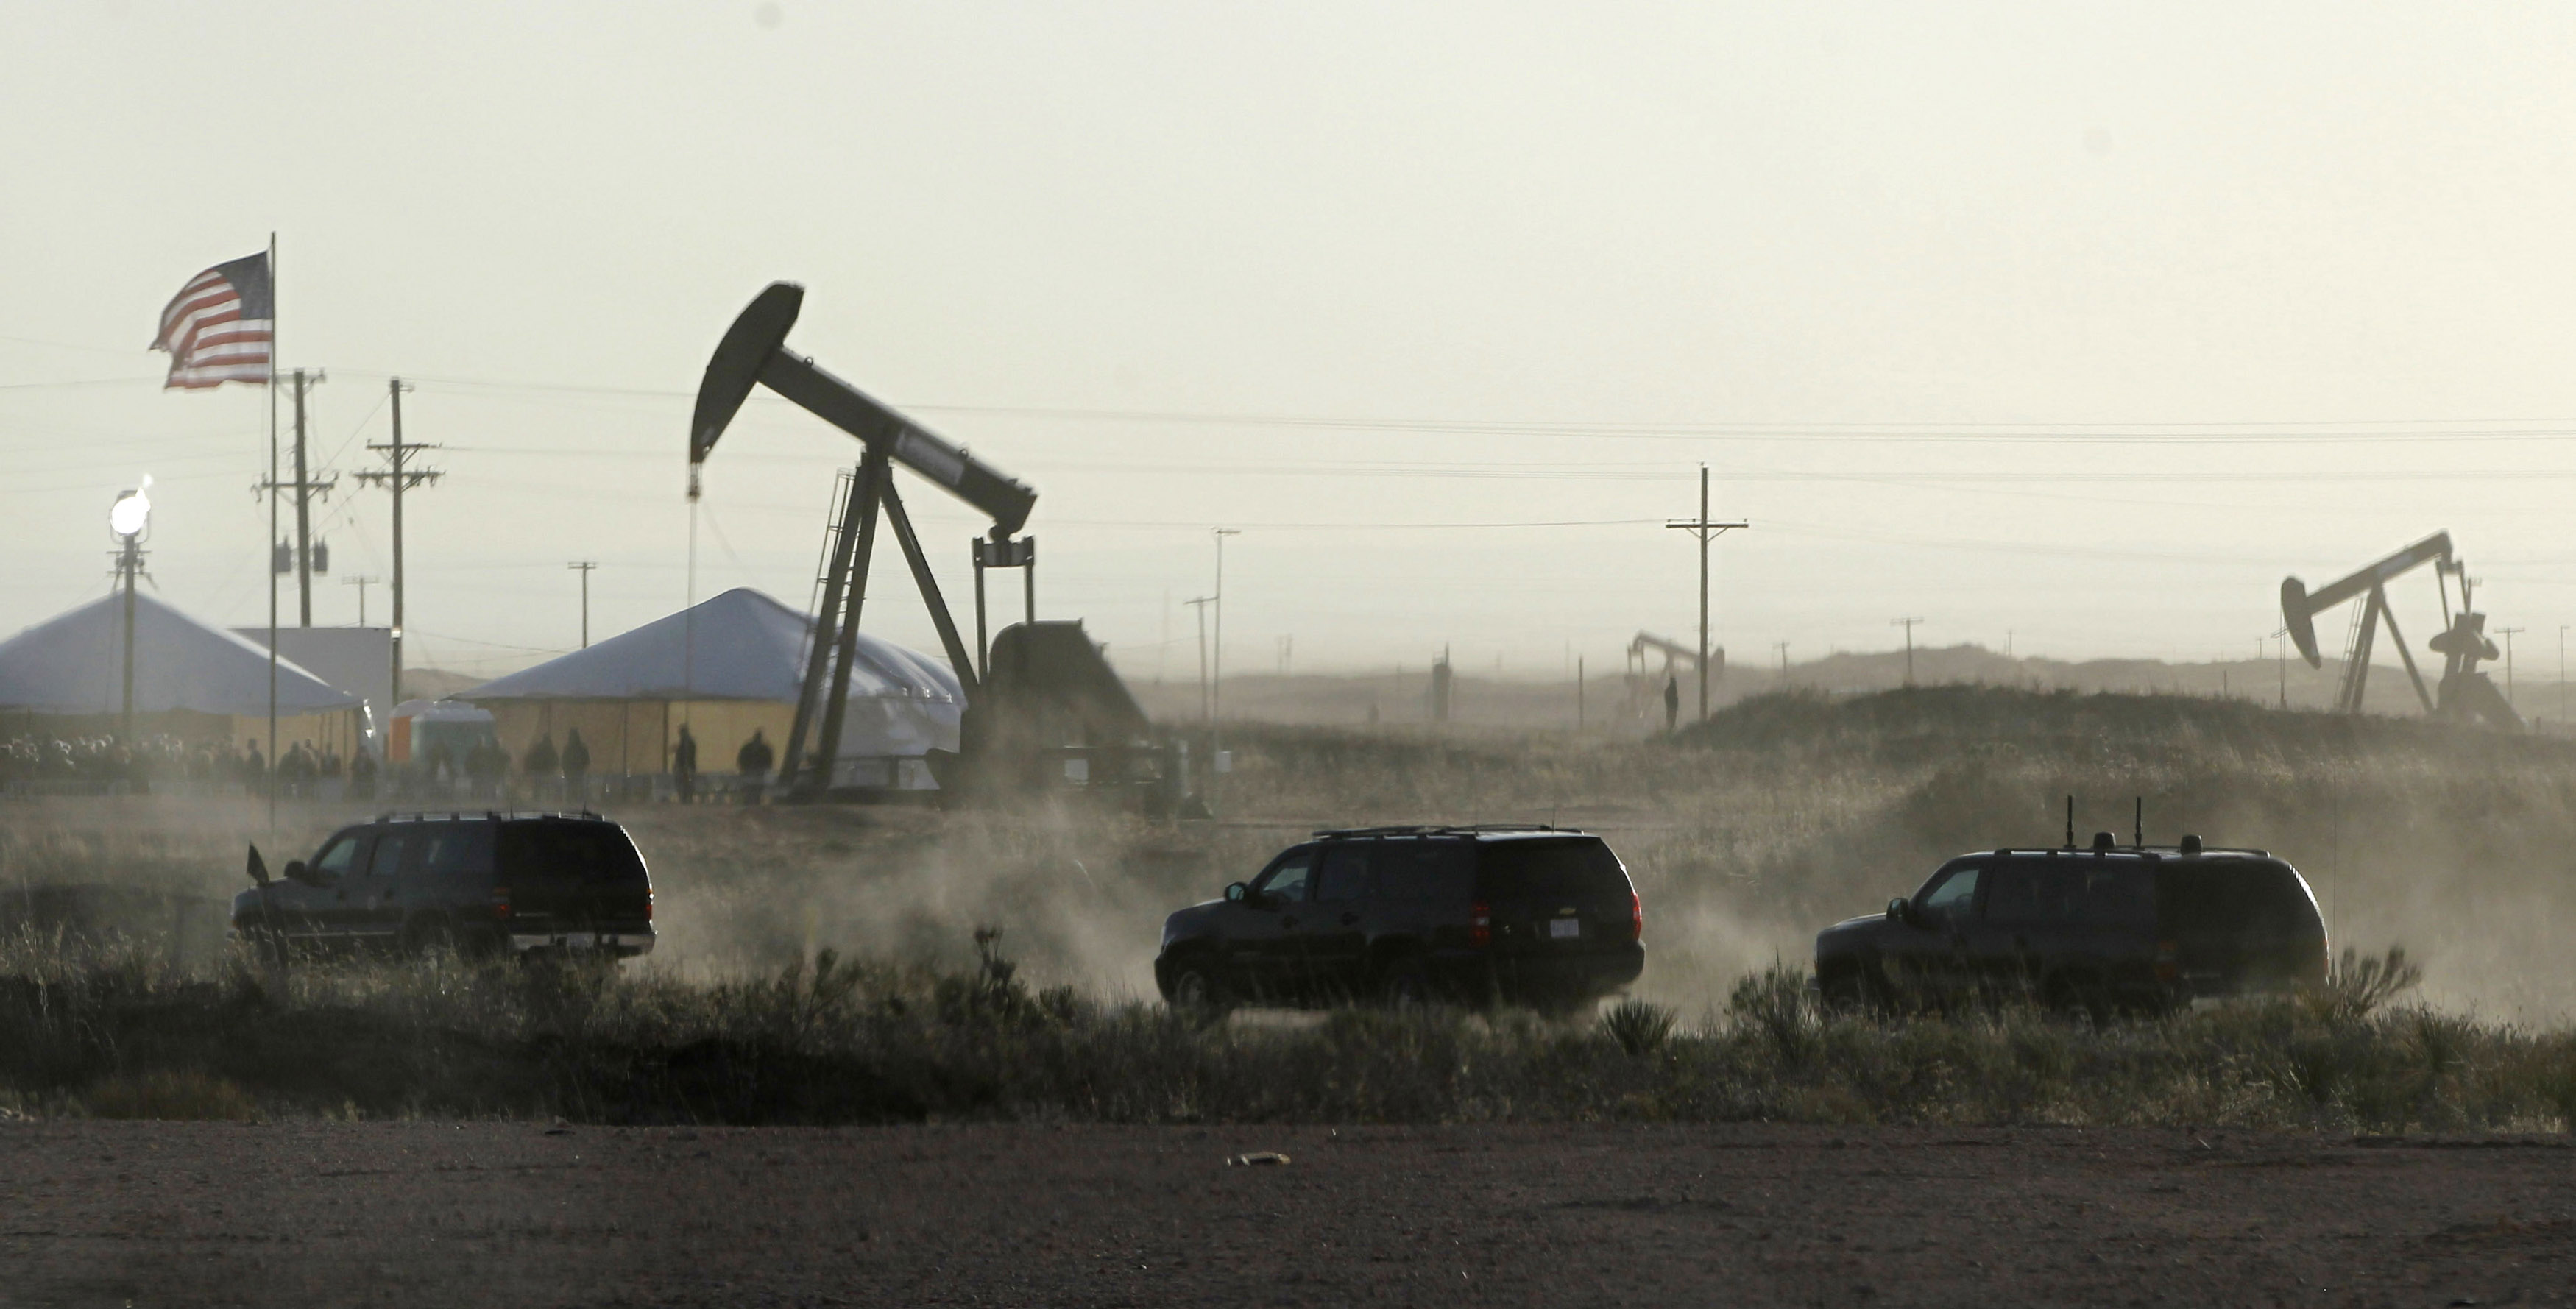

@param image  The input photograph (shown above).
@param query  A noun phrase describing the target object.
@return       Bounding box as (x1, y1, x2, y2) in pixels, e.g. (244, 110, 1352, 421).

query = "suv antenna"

(2064, 795, 2075, 848)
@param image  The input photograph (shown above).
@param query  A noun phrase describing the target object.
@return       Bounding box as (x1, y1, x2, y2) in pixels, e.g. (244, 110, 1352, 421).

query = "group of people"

(662, 724, 774, 804)
(0, 733, 366, 795)
(0, 723, 799, 805)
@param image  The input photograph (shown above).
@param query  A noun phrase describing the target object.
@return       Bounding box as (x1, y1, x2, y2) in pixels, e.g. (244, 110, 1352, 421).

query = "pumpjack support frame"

(691, 282, 1041, 796)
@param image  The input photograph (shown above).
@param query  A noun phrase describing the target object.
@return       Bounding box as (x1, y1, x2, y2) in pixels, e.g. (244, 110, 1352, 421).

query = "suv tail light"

(1630, 892, 1643, 942)
(1469, 901, 1492, 948)
(645, 889, 654, 921)
(491, 886, 512, 920)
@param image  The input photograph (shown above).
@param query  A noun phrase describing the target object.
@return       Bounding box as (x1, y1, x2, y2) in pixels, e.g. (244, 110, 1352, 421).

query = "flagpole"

(266, 231, 279, 829)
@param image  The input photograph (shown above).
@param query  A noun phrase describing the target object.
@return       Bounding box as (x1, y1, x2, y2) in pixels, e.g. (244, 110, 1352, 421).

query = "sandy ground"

(1, 1121, 2572, 1307)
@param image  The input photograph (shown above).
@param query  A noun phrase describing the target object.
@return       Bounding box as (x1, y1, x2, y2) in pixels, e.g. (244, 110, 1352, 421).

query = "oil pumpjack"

(689, 283, 1183, 806)
(2279, 531, 2520, 729)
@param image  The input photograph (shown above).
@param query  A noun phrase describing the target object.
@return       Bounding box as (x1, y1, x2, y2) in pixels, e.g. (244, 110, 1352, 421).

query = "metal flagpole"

(266, 231, 279, 828)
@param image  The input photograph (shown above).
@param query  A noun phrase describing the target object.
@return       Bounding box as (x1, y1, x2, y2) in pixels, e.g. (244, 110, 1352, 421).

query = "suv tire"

(1379, 954, 1437, 1010)
(400, 912, 458, 959)
(1167, 958, 1231, 1016)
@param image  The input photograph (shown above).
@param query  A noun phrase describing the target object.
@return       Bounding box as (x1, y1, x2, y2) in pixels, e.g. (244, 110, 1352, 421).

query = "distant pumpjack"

(2279, 531, 2519, 728)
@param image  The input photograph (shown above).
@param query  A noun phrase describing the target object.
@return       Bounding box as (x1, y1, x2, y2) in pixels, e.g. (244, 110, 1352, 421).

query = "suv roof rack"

(1310, 822, 1572, 839)
(1990, 842, 2272, 860)
(373, 809, 605, 823)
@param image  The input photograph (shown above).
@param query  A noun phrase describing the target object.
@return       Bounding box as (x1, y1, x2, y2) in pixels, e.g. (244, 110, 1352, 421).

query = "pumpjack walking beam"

(691, 283, 1037, 797)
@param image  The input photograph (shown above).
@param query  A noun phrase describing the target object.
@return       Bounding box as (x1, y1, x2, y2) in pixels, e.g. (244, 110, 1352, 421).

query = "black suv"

(232, 812, 656, 959)
(1813, 834, 2326, 1016)
(1153, 825, 1645, 1010)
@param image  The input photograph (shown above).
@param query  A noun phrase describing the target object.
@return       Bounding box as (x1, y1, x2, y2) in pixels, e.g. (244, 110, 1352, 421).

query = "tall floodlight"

(109, 479, 153, 738)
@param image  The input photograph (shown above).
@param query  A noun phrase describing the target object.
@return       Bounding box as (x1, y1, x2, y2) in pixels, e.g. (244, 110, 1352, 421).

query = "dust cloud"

(9, 687, 2576, 1024)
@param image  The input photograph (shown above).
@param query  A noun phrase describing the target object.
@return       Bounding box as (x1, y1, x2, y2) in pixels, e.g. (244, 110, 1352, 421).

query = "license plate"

(1549, 918, 1581, 940)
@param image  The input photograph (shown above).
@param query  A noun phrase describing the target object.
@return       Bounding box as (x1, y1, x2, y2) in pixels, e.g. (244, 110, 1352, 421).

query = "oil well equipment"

(2278, 530, 2520, 729)
(688, 282, 1184, 806)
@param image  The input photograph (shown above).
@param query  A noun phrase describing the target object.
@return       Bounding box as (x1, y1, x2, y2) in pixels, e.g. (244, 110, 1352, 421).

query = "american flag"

(151, 252, 272, 389)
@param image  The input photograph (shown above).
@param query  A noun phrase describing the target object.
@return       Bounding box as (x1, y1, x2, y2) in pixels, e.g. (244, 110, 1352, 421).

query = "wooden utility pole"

(1894, 617, 1925, 686)
(286, 369, 332, 626)
(1665, 465, 1747, 723)
(569, 561, 599, 647)
(354, 378, 440, 712)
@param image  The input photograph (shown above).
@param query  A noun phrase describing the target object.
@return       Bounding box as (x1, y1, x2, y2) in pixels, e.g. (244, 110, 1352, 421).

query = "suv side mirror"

(1225, 881, 1248, 904)
(286, 859, 325, 887)
(1886, 896, 1912, 925)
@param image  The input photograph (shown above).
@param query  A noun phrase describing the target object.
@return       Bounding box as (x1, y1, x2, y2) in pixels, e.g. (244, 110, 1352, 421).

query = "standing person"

(524, 732, 559, 801)
(1663, 674, 1681, 735)
(735, 728, 774, 805)
(671, 723, 698, 805)
(350, 745, 378, 801)
(562, 728, 591, 806)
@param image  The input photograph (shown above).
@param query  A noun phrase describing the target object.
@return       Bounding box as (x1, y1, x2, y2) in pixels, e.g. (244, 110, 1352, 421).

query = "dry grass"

(4, 684, 2576, 1126)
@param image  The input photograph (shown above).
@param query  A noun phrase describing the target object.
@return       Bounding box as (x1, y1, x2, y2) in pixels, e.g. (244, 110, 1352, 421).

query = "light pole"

(1211, 529, 1239, 721)
(108, 481, 152, 740)
(2273, 627, 2289, 710)
(2560, 625, 2568, 727)
(2500, 626, 2527, 709)
(1185, 595, 1214, 720)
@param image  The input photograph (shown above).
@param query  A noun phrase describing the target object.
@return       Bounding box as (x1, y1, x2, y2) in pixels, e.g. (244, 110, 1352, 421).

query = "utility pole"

(1664, 464, 1747, 724)
(353, 378, 440, 712)
(2500, 626, 2527, 707)
(568, 561, 599, 648)
(255, 369, 333, 626)
(342, 575, 380, 626)
(2560, 625, 2568, 727)
(289, 369, 330, 625)
(1773, 640, 1789, 681)
(1577, 653, 1585, 731)
(1893, 617, 1925, 687)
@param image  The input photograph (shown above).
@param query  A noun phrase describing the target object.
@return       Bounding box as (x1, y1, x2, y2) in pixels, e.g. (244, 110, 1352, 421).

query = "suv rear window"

(498, 821, 648, 885)
(2159, 861, 2320, 939)
(1475, 838, 1632, 909)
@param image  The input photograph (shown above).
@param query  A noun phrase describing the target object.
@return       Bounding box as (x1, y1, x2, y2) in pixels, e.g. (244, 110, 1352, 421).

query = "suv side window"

(407, 825, 493, 881)
(1916, 864, 1981, 925)
(1252, 850, 1315, 904)
(1314, 844, 1372, 903)
(310, 831, 367, 883)
(1984, 859, 2049, 926)
(367, 831, 406, 880)
(1373, 841, 1470, 904)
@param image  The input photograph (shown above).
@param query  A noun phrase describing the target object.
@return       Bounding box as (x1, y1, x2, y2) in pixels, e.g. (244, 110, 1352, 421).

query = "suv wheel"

(1379, 955, 1437, 1009)
(1168, 959, 1231, 1016)
(400, 913, 458, 959)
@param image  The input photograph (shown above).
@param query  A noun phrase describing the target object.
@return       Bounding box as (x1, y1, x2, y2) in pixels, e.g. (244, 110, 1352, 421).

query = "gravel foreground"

(1, 1121, 2571, 1307)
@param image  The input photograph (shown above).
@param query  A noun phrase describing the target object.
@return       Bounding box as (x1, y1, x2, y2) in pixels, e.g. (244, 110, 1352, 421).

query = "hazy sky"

(9, 4, 2576, 684)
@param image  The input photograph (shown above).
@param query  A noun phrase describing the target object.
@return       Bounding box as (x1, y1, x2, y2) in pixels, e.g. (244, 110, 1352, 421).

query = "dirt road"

(2, 1121, 2569, 1307)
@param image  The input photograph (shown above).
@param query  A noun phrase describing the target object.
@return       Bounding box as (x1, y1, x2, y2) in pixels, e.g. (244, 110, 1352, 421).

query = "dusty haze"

(4, 6, 2576, 684)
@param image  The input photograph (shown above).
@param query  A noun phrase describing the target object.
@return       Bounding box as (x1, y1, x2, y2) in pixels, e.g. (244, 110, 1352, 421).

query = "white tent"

(459, 589, 960, 775)
(0, 590, 356, 717)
